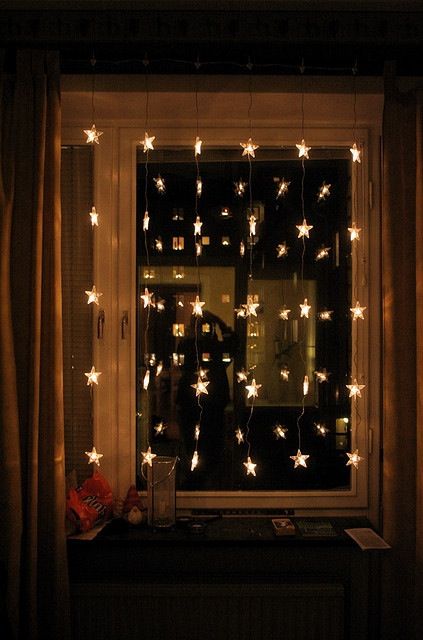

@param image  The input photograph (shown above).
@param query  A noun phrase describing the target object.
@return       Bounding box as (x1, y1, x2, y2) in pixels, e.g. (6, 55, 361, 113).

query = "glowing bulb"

(156, 361, 163, 376)
(280, 366, 290, 381)
(235, 427, 244, 444)
(143, 370, 150, 390)
(154, 175, 166, 193)
(196, 177, 203, 197)
(346, 379, 365, 398)
(195, 242, 202, 256)
(234, 179, 247, 197)
(190, 295, 205, 317)
(191, 377, 209, 396)
(296, 139, 311, 159)
(279, 307, 291, 320)
(142, 132, 155, 152)
(290, 449, 310, 469)
(236, 369, 248, 383)
(273, 423, 288, 439)
(191, 451, 199, 471)
(315, 423, 329, 437)
(245, 378, 262, 399)
(303, 375, 309, 396)
(85, 366, 102, 386)
(155, 238, 163, 252)
(197, 367, 209, 380)
(85, 285, 103, 305)
(316, 246, 331, 261)
(350, 301, 366, 320)
(315, 368, 330, 383)
(249, 215, 257, 236)
(85, 446, 103, 466)
(141, 446, 156, 467)
(140, 288, 154, 308)
(89, 206, 99, 227)
(143, 211, 150, 231)
(240, 138, 259, 158)
(243, 456, 257, 476)
(83, 124, 103, 144)
(348, 222, 361, 241)
(194, 136, 202, 156)
(193, 216, 203, 236)
(156, 298, 165, 312)
(346, 449, 364, 468)
(154, 421, 167, 435)
(300, 298, 311, 318)
(317, 309, 333, 321)
(276, 178, 290, 199)
(194, 424, 201, 440)
(318, 182, 331, 201)
(276, 242, 289, 258)
(240, 241, 245, 256)
(296, 218, 313, 239)
(350, 143, 361, 163)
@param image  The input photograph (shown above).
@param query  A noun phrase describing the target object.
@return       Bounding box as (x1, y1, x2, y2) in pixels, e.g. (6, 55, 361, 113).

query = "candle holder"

(147, 456, 177, 528)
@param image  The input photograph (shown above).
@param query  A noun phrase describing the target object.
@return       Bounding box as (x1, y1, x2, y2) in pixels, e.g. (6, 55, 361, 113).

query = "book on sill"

(344, 528, 391, 550)
(295, 519, 338, 538)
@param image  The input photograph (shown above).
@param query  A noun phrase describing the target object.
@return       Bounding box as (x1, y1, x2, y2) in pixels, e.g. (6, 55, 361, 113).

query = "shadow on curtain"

(0, 50, 70, 640)
(382, 65, 423, 640)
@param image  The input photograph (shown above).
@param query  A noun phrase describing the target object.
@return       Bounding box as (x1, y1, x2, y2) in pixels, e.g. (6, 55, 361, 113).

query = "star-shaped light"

(318, 182, 331, 201)
(296, 139, 311, 159)
(242, 295, 260, 318)
(155, 361, 163, 376)
(191, 450, 199, 471)
(245, 378, 262, 399)
(89, 206, 99, 227)
(279, 307, 291, 320)
(273, 423, 288, 439)
(193, 216, 203, 236)
(143, 370, 150, 390)
(190, 295, 205, 317)
(142, 132, 155, 153)
(276, 178, 290, 199)
(315, 422, 329, 437)
(143, 211, 150, 231)
(155, 238, 163, 252)
(276, 242, 289, 258)
(317, 309, 333, 321)
(85, 285, 103, 305)
(249, 215, 257, 236)
(348, 222, 361, 241)
(303, 375, 309, 396)
(315, 368, 330, 383)
(154, 175, 166, 193)
(191, 377, 210, 396)
(194, 424, 201, 441)
(346, 449, 364, 469)
(83, 124, 103, 144)
(350, 143, 361, 163)
(234, 179, 247, 197)
(140, 287, 154, 308)
(141, 446, 157, 467)
(346, 379, 366, 398)
(85, 446, 103, 466)
(300, 298, 311, 318)
(296, 218, 313, 239)
(280, 366, 290, 381)
(154, 421, 167, 435)
(85, 366, 102, 386)
(243, 456, 257, 476)
(194, 136, 202, 156)
(350, 301, 366, 320)
(235, 427, 245, 444)
(316, 246, 331, 261)
(236, 369, 249, 383)
(196, 178, 202, 197)
(290, 449, 310, 469)
(240, 138, 259, 158)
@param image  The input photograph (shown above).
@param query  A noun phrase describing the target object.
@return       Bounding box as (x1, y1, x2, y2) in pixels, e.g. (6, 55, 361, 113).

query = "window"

(62, 76, 382, 518)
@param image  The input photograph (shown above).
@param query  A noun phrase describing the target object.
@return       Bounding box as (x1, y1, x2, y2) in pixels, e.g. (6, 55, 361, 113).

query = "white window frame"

(62, 75, 382, 523)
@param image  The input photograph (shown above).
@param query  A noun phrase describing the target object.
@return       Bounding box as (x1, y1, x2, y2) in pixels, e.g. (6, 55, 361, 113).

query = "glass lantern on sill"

(147, 456, 177, 528)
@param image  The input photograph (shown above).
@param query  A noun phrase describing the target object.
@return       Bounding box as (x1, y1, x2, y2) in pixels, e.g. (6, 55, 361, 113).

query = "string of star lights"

(291, 61, 311, 471)
(345, 66, 365, 470)
(138, 57, 159, 471)
(83, 53, 103, 145)
(190, 68, 207, 473)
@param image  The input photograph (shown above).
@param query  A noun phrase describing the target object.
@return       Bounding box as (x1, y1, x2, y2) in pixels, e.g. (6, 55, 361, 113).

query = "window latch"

(97, 309, 105, 339)
(121, 310, 129, 339)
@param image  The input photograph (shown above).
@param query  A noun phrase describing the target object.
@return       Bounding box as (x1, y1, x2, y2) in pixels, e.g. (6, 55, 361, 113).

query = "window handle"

(97, 309, 105, 339)
(121, 310, 129, 339)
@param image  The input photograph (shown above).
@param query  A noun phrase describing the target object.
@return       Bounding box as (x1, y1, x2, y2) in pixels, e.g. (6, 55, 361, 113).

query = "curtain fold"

(382, 68, 422, 640)
(0, 50, 70, 640)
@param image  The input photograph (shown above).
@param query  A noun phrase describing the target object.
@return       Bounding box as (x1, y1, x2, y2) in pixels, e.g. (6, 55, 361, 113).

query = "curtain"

(382, 66, 423, 639)
(0, 51, 70, 640)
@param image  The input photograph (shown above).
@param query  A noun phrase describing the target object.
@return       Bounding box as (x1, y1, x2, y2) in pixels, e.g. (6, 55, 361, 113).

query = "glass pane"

(137, 148, 352, 492)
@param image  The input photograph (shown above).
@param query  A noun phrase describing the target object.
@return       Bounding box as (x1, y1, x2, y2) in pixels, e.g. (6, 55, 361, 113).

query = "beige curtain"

(382, 67, 423, 639)
(0, 51, 70, 640)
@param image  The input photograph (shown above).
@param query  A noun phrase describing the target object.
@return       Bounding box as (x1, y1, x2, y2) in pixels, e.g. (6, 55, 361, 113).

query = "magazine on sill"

(344, 528, 391, 550)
